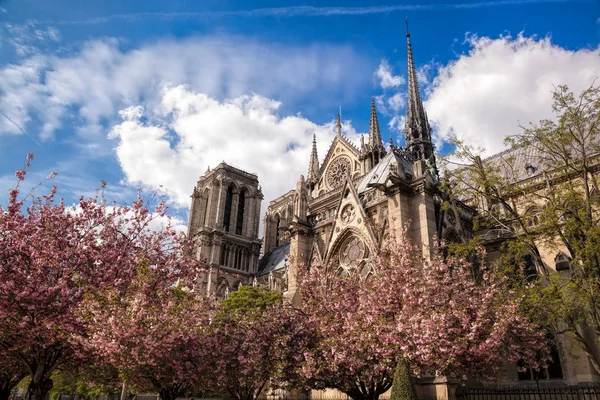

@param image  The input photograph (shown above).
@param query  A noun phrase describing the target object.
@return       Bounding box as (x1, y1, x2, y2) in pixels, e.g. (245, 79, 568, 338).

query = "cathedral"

(187, 26, 472, 302)
(186, 26, 600, 386)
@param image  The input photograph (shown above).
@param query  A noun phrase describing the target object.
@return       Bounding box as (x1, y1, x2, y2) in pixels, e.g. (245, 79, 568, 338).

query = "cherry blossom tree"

(84, 268, 212, 400)
(207, 287, 313, 400)
(0, 154, 204, 400)
(296, 230, 548, 400)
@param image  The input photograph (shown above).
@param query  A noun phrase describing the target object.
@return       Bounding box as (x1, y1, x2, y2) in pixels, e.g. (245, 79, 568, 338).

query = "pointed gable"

(314, 134, 361, 196)
(324, 174, 378, 264)
(308, 242, 324, 268)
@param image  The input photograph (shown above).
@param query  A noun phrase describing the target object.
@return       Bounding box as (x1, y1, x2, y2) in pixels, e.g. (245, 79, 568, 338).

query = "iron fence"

(456, 384, 600, 400)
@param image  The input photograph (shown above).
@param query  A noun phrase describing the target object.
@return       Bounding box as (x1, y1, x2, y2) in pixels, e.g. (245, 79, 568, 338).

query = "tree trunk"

(1, 375, 26, 400)
(158, 384, 186, 400)
(26, 378, 53, 400)
(120, 381, 129, 400)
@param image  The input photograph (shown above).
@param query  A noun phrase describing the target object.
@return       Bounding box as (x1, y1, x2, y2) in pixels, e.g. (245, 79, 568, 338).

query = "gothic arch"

(239, 185, 252, 196)
(274, 213, 281, 246)
(215, 278, 229, 299)
(326, 227, 373, 267)
(235, 188, 247, 235)
(524, 205, 542, 229)
(223, 184, 235, 232)
(443, 228, 462, 244)
(231, 281, 242, 292)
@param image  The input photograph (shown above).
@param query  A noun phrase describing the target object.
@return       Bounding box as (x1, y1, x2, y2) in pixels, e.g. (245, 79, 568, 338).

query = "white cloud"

(424, 33, 600, 156)
(1, 22, 61, 56)
(375, 60, 405, 89)
(108, 85, 363, 217)
(388, 92, 406, 112)
(0, 34, 369, 141)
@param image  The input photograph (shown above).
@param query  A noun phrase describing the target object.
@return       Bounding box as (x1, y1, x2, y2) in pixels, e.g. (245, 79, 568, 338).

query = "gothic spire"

(307, 133, 320, 185)
(368, 98, 384, 149)
(404, 18, 434, 163)
(336, 113, 342, 136)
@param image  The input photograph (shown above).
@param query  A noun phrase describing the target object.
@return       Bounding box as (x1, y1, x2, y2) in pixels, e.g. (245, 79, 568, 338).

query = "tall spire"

(368, 98, 384, 149)
(359, 99, 387, 173)
(404, 18, 435, 164)
(335, 113, 342, 136)
(307, 133, 320, 186)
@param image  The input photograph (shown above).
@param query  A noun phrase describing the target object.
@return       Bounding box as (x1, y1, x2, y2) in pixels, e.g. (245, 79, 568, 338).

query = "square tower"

(188, 162, 263, 297)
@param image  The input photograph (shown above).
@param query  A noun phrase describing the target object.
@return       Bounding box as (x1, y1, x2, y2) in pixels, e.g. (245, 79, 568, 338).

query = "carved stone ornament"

(447, 209, 456, 226)
(340, 204, 356, 224)
(340, 237, 367, 269)
(326, 157, 351, 189)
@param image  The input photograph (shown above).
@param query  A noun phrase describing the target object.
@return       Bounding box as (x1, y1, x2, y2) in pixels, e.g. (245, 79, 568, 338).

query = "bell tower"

(188, 163, 263, 296)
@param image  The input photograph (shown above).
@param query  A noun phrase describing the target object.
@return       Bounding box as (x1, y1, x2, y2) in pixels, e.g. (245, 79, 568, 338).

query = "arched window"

(216, 279, 229, 300)
(522, 254, 538, 282)
(201, 189, 210, 226)
(220, 244, 226, 265)
(275, 214, 281, 246)
(223, 185, 234, 232)
(236, 190, 246, 235)
(555, 252, 571, 271)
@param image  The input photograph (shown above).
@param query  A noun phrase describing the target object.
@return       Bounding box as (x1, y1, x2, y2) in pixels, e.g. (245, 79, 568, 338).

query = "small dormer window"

(525, 163, 537, 175)
(555, 252, 571, 271)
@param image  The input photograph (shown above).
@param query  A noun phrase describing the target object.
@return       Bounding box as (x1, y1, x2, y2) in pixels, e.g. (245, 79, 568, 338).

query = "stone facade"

(186, 23, 600, 391)
(187, 162, 263, 297)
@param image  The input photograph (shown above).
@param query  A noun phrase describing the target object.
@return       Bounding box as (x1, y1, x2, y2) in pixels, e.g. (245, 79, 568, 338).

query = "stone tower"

(188, 162, 263, 297)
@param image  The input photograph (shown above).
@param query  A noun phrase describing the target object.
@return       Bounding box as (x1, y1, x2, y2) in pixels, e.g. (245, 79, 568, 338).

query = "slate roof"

(356, 148, 414, 194)
(257, 244, 290, 277)
(483, 145, 547, 183)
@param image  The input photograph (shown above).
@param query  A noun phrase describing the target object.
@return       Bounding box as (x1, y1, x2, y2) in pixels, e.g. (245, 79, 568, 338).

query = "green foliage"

(219, 286, 282, 315)
(49, 369, 121, 400)
(389, 357, 418, 400)
(442, 82, 600, 374)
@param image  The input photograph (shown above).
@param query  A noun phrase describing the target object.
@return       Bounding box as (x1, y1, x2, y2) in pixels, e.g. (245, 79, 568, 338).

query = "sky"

(0, 0, 599, 232)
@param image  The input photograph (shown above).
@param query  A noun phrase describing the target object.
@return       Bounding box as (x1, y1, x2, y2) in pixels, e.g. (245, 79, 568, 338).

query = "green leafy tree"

(443, 82, 600, 374)
(219, 286, 282, 315)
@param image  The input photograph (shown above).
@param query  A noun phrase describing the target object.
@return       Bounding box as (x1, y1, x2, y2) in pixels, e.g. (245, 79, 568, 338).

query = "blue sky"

(0, 0, 599, 230)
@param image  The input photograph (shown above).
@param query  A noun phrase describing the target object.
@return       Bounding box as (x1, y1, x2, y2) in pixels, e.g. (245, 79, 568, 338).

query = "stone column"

(228, 245, 235, 268)
(254, 196, 262, 238)
(187, 189, 199, 237)
(214, 180, 226, 228)
(202, 189, 212, 228)
(243, 196, 253, 238)
(209, 238, 221, 265)
(229, 190, 239, 233)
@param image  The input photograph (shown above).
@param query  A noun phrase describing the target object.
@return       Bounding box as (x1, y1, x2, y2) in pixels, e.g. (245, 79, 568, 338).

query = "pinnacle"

(368, 98, 384, 149)
(307, 133, 320, 183)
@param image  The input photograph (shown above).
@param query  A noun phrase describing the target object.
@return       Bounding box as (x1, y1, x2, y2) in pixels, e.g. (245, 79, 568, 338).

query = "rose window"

(340, 204, 356, 224)
(326, 157, 351, 189)
(340, 237, 368, 269)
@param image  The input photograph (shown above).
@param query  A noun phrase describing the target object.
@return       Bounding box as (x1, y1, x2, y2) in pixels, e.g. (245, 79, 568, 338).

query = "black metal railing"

(456, 383, 600, 400)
